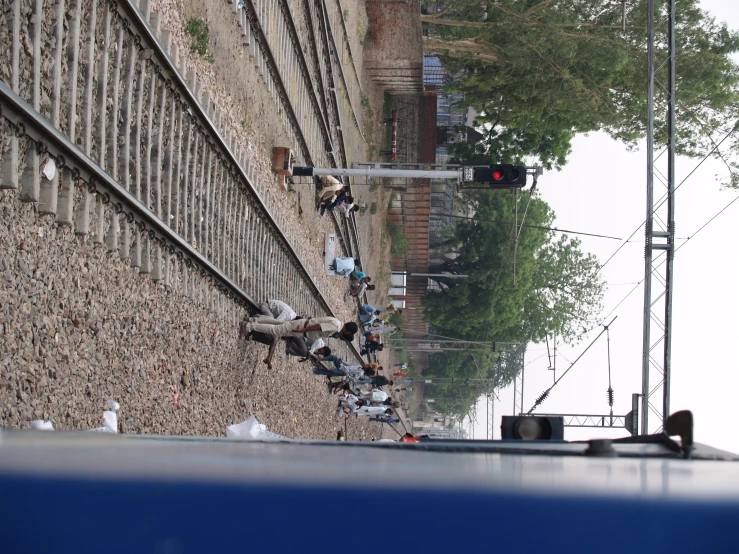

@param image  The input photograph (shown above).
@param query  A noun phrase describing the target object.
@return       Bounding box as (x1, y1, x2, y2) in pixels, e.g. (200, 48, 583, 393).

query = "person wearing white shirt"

(307, 337, 326, 354)
(350, 281, 375, 298)
(256, 299, 297, 321)
(360, 390, 388, 404)
(353, 406, 394, 418)
(336, 200, 359, 217)
(330, 256, 360, 277)
(337, 393, 360, 417)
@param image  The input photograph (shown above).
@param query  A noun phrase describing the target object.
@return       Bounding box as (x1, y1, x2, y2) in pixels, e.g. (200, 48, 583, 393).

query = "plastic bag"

(226, 416, 288, 441)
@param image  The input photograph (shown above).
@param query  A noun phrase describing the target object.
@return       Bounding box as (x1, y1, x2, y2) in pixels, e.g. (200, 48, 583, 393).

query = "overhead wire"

(601, 188, 739, 322)
(596, 120, 739, 275)
(430, 212, 622, 239)
(527, 317, 618, 413)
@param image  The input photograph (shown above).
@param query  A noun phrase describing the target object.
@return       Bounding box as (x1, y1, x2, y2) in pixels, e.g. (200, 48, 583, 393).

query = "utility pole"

(384, 338, 519, 354)
(641, 0, 676, 434)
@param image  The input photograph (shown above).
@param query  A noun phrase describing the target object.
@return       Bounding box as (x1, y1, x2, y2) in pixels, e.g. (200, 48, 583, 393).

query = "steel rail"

(0, 80, 254, 310)
(334, 0, 365, 97)
(307, 0, 364, 262)
(114, 0, 338, 316)
(242, 0, 331, 167)
(320, 0, 365, 139)
(243, 0, 355, 262)
(230, 0, 368, 359)
(0, 0, 366, 367)
(286, 0, 333, 151)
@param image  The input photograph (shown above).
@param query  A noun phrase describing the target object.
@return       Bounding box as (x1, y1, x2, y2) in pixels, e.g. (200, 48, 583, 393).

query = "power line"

(527, 317, 618, 413)
(431, 212, 622, 240)
(601, 189, 739, 321)
(597, 121, 739, 275)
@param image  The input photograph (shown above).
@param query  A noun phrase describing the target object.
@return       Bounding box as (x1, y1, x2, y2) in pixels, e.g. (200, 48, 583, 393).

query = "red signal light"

(492, 170, 504, 181)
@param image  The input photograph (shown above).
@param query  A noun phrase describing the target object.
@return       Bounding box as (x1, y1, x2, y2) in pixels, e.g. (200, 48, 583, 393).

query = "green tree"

(423, 191, 551, 339)
(424, 0, 739, 182)
(423, 191, 604, 345)
(523, 235, 605, 344)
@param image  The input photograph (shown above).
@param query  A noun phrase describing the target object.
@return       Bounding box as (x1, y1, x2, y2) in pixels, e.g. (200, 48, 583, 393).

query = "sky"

(463, 0, 739, 454)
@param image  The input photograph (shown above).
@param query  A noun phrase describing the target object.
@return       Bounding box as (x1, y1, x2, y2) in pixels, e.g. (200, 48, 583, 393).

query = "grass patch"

(186, 19, 215, 63)
(386, 311, 403, 329)
(376, 263, 389, 281)
(343, 9, 350, 19)
(358, 23, 368, 44)
(241, 120, 249, 130)
(387, 222, 408, 258)
(369, 202, 378, 215)
(369, 178, 379, 192)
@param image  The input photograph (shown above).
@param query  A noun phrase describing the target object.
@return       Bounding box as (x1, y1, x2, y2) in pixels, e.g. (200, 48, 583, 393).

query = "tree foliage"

(425, 0, 739, 182)
(423, 191, 605, 345)
(418, 192, 603, 419)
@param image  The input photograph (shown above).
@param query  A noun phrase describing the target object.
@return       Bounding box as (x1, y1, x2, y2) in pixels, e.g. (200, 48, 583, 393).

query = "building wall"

(388, 178, 431, 370)
(365, 1, 424, 94)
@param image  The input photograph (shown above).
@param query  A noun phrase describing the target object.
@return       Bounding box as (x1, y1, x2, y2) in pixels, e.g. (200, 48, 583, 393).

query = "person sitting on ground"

(362, 342, 383, 357)
(240, 318, 358, 369)
(297, 344, 331, 362)
(336, 199, 360, 218)
(360, 333, 383, 356)
(350, 281, 374, 298)
(360, 389, 388, 405)
(384, 304, 403, 316)
(312, 355, 377, 384)
(353, 406, 394, 418)
(355, 375, 392, 388)
(242, 330, 332, 361)
(255, 299, 298, 322)
(349, 268, 367, 283)
(329, 256, 360, 277)
(337, 393, 363, 418)
(320, 192, 350, 216)
(359, 304, 382, 325)
(368, 414, 399, 424)
(315, 176, 345, 208)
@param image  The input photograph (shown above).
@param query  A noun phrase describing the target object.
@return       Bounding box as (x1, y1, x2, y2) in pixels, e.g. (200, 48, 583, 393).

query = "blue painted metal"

(1, 432, 738, 553)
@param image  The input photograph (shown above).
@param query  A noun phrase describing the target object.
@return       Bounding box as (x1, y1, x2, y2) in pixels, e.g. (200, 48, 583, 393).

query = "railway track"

(0, 0, 363, 362)
(235, 0, 364, 270)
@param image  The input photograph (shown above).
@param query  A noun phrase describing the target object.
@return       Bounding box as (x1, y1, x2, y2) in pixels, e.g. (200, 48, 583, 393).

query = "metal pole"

(384, 338, 492, 345)
(640, 0, 655, 436)
(663, 0, 676, 428)
(641, 0, 676, 434)
(409, 273, 469, 279)
(301, 167, 462, 180)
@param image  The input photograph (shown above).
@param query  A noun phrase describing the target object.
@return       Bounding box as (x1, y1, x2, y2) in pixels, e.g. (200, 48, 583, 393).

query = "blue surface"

(1, 474, 739, 554)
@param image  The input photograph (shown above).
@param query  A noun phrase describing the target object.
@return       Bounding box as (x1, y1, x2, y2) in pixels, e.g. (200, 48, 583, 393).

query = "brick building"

(365, 0, 424, 94)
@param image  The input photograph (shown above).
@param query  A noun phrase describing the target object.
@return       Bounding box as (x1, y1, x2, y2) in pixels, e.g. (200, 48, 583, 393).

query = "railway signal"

(273, 148, 541, 190)
(471, 164, 526, 188)
(501, 416, 565, 440)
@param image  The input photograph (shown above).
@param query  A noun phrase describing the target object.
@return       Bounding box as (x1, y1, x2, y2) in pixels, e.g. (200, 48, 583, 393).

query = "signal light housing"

(501, 416, 565, 440)
(473, 164, 526, 188)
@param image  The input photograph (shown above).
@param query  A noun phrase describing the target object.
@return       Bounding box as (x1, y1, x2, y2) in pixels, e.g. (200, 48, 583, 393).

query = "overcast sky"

(463, 0, 739, 454)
